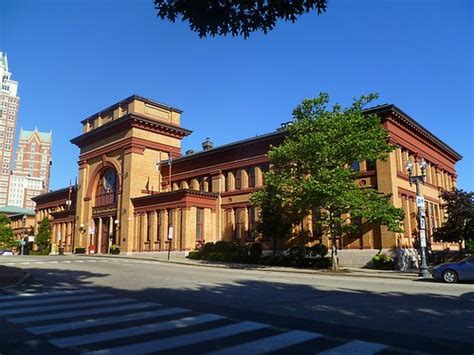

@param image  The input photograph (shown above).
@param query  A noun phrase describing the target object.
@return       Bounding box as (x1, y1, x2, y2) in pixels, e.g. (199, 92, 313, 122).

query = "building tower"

(8, 128, 52, 209)
(0, 52, 20, 207)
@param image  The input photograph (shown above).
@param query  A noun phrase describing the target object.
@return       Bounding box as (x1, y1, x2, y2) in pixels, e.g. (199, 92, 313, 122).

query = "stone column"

(97, 218, 103, 254)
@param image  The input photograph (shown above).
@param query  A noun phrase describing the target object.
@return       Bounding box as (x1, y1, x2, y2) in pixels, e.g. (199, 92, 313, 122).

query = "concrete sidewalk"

(78, 252, 422, 281)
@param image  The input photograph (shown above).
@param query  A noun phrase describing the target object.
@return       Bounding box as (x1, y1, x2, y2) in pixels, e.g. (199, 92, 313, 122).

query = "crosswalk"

(0, 287, 393, 354)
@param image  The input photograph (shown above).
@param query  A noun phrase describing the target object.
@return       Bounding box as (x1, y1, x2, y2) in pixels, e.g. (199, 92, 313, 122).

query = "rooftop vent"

(185, 149, 195, 155)
(276, 121, 292, 132)
(202, 137, 214, 151)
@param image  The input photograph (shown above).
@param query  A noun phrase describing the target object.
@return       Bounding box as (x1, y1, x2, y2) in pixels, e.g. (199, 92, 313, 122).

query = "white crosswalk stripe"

(208, 330, 323, 355)
(0, 291, 106, 308)
(9, 301, 156, 324)
(26, 307, 188, 334)
(317, 340, 389, 354)
(0, 287, 393, 354)
(51, 313, 225, 348)
(0, 288, 92, 300)
(85, 321, 270, 355)
(1, 296, 127, 316)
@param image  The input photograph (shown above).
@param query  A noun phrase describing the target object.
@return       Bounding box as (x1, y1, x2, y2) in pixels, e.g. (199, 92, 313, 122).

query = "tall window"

(146, 212, 151, 242)
(235, 170, 242, 190)
(95, 169, 117, 206)
(350, 161, 360, 171)
(196, 208, 204, 241)
(157, 211, 162, 242)
(247, 167, 256, 188)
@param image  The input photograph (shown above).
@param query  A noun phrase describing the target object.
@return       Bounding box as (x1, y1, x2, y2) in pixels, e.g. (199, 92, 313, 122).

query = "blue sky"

(1, 0, 472, 191)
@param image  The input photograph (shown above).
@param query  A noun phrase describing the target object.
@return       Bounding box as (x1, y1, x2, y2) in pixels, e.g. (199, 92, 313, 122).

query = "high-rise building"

(0, 52, 19, 207)
(8, 128, 52, 208)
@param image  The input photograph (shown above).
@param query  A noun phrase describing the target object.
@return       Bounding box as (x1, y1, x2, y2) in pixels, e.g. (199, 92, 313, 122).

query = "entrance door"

(101, 217, 109, 254)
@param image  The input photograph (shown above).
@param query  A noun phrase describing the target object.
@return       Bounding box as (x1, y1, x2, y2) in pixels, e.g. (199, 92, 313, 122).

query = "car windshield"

(459, 255, 473, 262)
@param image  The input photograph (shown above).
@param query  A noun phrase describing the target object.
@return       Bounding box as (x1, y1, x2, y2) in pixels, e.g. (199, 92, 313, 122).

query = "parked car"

(432, 255, 474, 283)
(0, 249, 14, 256)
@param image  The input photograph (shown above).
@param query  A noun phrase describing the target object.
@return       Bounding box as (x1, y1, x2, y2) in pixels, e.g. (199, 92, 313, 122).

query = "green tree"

(251, 181, 300, 254)
(154, 0, 328, 38)
(433, 189, 474, 253)
(0, 213, 16, 250)
(258, 93, 404, 269)
(36, 217, 52, 253)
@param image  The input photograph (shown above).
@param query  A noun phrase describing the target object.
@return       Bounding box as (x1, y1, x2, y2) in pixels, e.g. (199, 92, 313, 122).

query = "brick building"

(32, 96, 461, 263)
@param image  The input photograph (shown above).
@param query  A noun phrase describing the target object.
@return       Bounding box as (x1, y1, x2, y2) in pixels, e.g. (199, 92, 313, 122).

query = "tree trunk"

(331, 234, 338, 270)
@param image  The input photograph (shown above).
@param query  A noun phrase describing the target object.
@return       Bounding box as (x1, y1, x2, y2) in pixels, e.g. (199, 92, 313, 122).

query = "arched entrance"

(91, 168, 118, 254)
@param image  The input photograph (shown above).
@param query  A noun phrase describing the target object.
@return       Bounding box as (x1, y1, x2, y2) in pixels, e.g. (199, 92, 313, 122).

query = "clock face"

(102, 171, 116, 192)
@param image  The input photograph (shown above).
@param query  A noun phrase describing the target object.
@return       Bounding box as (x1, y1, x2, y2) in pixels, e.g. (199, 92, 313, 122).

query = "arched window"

(95, 168, 117, 206)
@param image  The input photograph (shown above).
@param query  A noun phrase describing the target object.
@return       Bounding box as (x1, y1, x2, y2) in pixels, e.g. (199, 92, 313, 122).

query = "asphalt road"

(0, 255, 472, 354)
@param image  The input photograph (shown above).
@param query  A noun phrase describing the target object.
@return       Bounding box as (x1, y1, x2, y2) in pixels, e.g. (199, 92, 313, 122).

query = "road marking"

(26, 307, 188, 334)
(0, 289, 92, 301)
(9, 301, 156, 324)
(75, 260, 84, 263)
(208, 330, 323, 355)
(0, 292, 106, 308)
(4, 263, 15, 266)
(49, 261, 58, 264)
(1, 295, 122, 316)
(317, 340, 389, 354)
(20, 262, 30, 265)
(63, 261, 71, 263)
(85, 321, 270, 355)
(37, 261, 45, 264)
(51, 313, 225, 348)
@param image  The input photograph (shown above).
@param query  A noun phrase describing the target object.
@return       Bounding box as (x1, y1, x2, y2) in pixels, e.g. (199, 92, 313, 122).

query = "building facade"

(33, 96, 461, 262)
(8, 128, 52, 208)
(0, 52, 20, 207)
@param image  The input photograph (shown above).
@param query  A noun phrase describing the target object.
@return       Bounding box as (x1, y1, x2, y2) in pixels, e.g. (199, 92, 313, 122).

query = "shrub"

(371, 253, 393, 270)
(74, 247, 86, 254)
(200, 242, 215, 254)
(110, 245, 120, 255)
(248, 242, 262, 258)
(187, 251, 202, 259)
(213, 240, 247, 255)
(309, 243, 328, 258)
(29, 249, 50, 256)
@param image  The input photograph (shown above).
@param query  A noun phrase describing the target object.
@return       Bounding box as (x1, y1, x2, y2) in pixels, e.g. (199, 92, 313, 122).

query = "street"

(0, 255, 473, 354)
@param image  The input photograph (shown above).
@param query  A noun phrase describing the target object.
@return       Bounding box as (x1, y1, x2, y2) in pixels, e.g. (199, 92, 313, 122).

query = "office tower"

(0, 52, 19, 207)
(9, 128, 52, 208)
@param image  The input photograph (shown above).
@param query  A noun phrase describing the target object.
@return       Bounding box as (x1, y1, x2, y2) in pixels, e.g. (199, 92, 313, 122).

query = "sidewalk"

(79, 253, 422, 281)
(0, 265, 29, 289)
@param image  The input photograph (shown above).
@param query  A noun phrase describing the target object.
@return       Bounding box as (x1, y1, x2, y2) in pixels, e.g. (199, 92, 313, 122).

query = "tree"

(433, 189, 474, 252)
(36, 217, 52, 253)
(0, 213, 16, 250)
(154, 0, 328, 38)
(257, 93, 404, 269)
(251, 180, 300, 254)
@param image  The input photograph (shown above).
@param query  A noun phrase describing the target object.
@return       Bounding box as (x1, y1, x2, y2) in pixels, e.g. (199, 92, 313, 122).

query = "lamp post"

(21, 215, 27, 256)
(406, 158, 431, 278)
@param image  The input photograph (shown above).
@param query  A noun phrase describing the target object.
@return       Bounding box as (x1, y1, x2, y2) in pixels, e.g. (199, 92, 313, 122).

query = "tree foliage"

(0, 213, 16, 250)
(250, 181, 300, 253)
(253, 93, 405, 269)
(433, 189, 474, 249)
(154, 0, 328, 38)
(36, 217, 52, 253)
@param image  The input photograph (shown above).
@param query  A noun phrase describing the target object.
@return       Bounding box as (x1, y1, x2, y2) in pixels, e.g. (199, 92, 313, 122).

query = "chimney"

(202, 137, 214, 151)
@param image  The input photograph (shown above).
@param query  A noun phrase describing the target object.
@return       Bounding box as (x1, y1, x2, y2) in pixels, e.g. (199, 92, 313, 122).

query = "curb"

(0, 271, 31, 290)
(78, 254, 421, 281)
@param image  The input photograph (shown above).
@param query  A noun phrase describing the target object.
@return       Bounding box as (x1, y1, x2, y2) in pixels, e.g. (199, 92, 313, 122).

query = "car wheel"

(442, 269, 458, 283)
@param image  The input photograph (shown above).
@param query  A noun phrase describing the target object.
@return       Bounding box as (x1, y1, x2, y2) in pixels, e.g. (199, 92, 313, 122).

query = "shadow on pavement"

(1, 266, 473, 355)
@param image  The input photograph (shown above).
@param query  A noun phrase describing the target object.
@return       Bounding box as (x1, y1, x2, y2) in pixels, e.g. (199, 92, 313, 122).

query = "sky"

(0, 0, 472, 191)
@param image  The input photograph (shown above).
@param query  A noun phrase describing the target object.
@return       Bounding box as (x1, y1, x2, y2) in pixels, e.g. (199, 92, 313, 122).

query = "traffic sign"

(416, 196, 425, 208)
(420, 229, 427, 247)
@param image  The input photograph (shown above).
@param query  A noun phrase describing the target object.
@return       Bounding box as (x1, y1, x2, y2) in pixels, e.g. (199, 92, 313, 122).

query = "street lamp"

(406, 158, 430, 278)
(21, 215, 27, 256)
